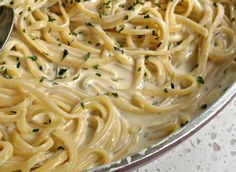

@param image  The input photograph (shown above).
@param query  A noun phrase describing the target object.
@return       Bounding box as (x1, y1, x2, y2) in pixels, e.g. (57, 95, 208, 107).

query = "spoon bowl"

(0, 6, 14, 51)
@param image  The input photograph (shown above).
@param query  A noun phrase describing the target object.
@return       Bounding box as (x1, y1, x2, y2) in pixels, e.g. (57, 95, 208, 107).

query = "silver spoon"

(0, 6, 14, 51)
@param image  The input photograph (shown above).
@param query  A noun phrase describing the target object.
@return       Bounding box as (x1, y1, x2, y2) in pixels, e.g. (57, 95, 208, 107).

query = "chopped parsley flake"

(145, 55, 150, 61)
(118, 25, 125, 33)
(177, 41, 182, 45)
(85, 22, 94, 27)
(164, 88, 168, 93)
(81, 102, 85, 108)
(2, 69, 12, 79)
(92, 65, 99, 69)
(213, 2, 217, 7)
(16, 62, 21, 68)
(180, 121, 189, 127)
(157, 42, 162, 47)
(30, 55, 37, 61)
(40, 76, 46, 82)
(112, 92, 119, 97)
(58, 68, 67, 76)
(10, 111, 17, 114)
(73, 76, 79, 80)
(48, 15, 56, 22)
(83, 52, 91, 62)
(196, 76, 205, 84)
(95, 73, 101, 77)
(123, 15, 129, 20)
(114, 46, 124, 54)
(57, 146, 65, 150)
(32, 128, 39, 132)
(62, 49, 69, 61)
(201, 104, 208, 110)
(144, 14, 150, 18)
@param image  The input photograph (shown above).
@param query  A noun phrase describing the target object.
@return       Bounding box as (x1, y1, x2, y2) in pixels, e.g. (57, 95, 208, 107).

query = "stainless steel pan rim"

(88, 81, 236, 172)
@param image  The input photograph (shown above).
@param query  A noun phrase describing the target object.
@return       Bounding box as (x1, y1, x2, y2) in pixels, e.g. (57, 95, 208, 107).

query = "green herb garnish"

(57, 146, 65, 150)
(196, 76, 205, 84)
(2, 69, 12, 79)
(62, 49, 68, 61)
(32, 128, 39, 132)
(112, 92, 119, 97)
(95, 73, 101, 77)
(30, 55, 37, 61)
(58, 68, 67, 76)
(201, 104, 208, 109)
(164, 88, 169, 93)
(83, 52, 91, 62)
(123, 15, 129, 20)
(144, 14, 150, 18)
(92, 65, 99, 69)
(180, 121, 189, 127)
(81, 102, 85, 108)
(16, 62, 21, 68)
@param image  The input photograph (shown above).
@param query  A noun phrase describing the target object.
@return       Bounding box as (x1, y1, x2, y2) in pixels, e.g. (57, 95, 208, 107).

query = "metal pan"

(89, 80, 236, 172)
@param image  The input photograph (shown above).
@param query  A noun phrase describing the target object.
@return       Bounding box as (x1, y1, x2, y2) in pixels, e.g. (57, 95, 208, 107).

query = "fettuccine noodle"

(0, 0, 235, 171)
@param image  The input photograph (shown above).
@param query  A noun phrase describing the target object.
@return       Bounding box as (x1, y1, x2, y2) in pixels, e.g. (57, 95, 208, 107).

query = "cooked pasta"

(0, 0, 235, 171)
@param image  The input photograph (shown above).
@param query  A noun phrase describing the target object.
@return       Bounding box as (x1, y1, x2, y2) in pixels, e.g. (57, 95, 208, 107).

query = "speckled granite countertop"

(137, 97, 236, 172)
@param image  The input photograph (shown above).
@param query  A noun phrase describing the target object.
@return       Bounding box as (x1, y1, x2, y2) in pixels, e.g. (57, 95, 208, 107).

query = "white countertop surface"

(137, 96, 236, 172)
